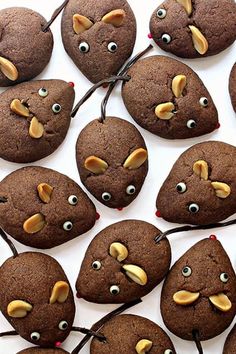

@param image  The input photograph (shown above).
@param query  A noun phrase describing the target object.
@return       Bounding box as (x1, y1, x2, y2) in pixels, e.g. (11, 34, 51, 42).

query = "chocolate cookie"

(18, 349, 68, 354)
(0, 166, 96, 249)
(161, 237, 236, 342)
(0, 7, 53, 86)
(122, 55, 218, 139)
(149, 0, 236, 58)
(91, 314, 176, 354)
(157, 141, 236, 225)
(76, 117, 148, 209)
(229, 63, 236, 112)
(0, 80, 75, 163)
(61, 0, 136, 83)
(76, 220, 171, 303)
(223, 325, 236, 353)
(0, 252, 75, 347)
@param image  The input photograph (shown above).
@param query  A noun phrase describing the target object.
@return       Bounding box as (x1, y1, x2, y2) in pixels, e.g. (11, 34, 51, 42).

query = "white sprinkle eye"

(157, 8, 167, 19)
(52, 103, 62, 114)
(102, 192, 111, 201)
(188, 203, 200, 213)
(30, 332, 40, 341)
(92, 260, 101, 270)
(187, 119, 197, 129)
(38, 88, 48, 97)
(63, 221, 73, 231)
(164, 350, 173, 354)
(110, 285, 120, 295)
(58, 320, 69, 331)
(162, 34, 171, 44)
(126, 185, 136, 195)
(68, 195, 78, 205)
(176, 182, 187, 193)
(108, 42, 118, 53)
(220, 273, 229, 283)
(79, 42, 90, 53)
(199, 97, 208, 107)
(182, 266, 192, 277)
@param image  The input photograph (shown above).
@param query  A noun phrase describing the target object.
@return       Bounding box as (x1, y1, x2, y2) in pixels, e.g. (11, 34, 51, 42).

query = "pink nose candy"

(209, 235, 217, 240)
(156, 210, 162, 218)
(55, 342, 62, 347)
(68, 82, 75, 87)
(148, 33, 153, 39)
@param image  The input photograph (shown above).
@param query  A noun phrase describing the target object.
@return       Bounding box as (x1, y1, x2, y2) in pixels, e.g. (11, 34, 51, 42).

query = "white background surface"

(0, 0, 235, 353)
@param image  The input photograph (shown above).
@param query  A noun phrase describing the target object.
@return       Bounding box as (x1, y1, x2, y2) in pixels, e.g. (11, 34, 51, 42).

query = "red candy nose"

(96, 212, 100, 220)
(76, 292, 81, 299)
(216, 122, 221, 129)
(117, 207, 123, 211)
(55, 342, 62, 347)
(148, 33, 153, 39)
(156, 210, 162, 218)
(68, 82, 75, 87)
(209, 235, 217, 240)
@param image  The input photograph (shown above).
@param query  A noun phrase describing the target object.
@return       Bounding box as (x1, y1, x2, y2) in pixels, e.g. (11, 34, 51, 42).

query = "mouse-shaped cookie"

(157, 141, 236, 225)
(223, 324, 236, 353)
(229, 63, 236, 112)
(61, 0, 136, 83)
(76, 220, 171, 303)
(0, 79, 75, 163)
(17, 350, 69, 354)
(149, 0, 236, 58)
(0, 166, 96, 249)
(122, 55, 219, 139)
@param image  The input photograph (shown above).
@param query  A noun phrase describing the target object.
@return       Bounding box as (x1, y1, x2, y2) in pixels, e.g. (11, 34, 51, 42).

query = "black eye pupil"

(112, 289, 117, 294)
(62, 323, 67, 329)
(158, 10, 163, 15)
(191, 206, 197, 212)
(163, 37, 168, 43)
(67, 224, 72, 230)
(204, 99, 208, 105)
(55, 105, 60, 111)
(81, 46, 87, 52)
(93, 263, 98, 269)
(177, 185, 183, 192)
(183, 267, 188, 273)
(73, 197, 77, 203)
(104, 195, 109, 200)
(42, 88, 46, 92)
(191, 122, 196, 127)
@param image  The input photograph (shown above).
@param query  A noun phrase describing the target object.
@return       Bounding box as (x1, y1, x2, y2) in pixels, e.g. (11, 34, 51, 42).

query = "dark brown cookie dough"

(18, 349, 68, 354)
(91, 314, 176, 354)
(76, 117, 148, 209)
(229, 63, 236, 112)
(0, 252, 75, 347)
(0, 80, 75, 163)
(161, 238, 236, 342)
(76, 220, 171, 303)
(61, 0, 136, 83)
(0, 166, 96, 249)
(0, 7, 53, 86)
(122, 55, 218, 139)
(157, 141, 236, 225)
(223, 325, 236, 353)
(150, 0, 236, 58)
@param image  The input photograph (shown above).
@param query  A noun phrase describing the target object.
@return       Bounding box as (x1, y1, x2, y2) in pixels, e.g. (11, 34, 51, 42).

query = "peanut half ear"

(7, 300, 32, 318)
(123, 148, 148, 170)
(176, 0, 193, 15)
(135, 339, 153, 354)
(189, 25, 209, 55)
(73, 14, 93, 34)
(211, 182, 231, 199)
(84, 156, 108, 174)
(0, 56, 18, 81)
(50, 281, 70, 304)
(37, 183, 53, 203)
(102, 9, 126, 27)
(109, 242, 128, 262)
(193, 160, 209, 181)
(172, 75, 187, 98)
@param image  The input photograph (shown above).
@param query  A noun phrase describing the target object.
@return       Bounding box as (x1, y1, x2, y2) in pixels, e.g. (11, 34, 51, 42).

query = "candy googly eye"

(38, 88, 48, 98)
(52, 103, 62, 114)
(182, 266, 192, 277)
(220, 273, 229, 283)
(68, 195, 78, 205)
(162, 34, 171, 44)
(63, 221, 73, 231)
(110, 285, 120, 295)
(79, 42, 90, 53)
(58, 320, 69, 331)
(187, 119, 197, 129)
(188, 203, 200, 213)
(176, 182, 187, 193)
(102, 192, 111, 201)
(92, 260, 101, 270)
(157, 8, 167, 18)
(199, 97, 208, 107)
(108, 42, 118, 53)
(126, 185, 136, 195)
(30, 332, 40, 341)
(164, 350, 173, 354)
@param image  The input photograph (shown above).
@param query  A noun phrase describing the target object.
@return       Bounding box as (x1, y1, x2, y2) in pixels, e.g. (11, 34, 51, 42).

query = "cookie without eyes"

(0, 7, 53, 86)
(122, 56, 218, 139)
(161, 237, 236, 342)
(0, 79, 75, 163)
(18, 349, 69, 354)
(223, 325, 236, 353)
(0, 166, 96, 249)
(229, 63, 236, 112)
(157, 141, 236, 225)
(76, 220, 171, 303)
(61, 0, 136, 83)
(76, 117, 148, 209)
(91, 314, 176, 354)
(150, 0, 236, 58)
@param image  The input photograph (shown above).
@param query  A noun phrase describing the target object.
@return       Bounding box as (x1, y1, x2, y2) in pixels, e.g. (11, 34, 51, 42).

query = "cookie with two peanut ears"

(61, 0, 136, 83)
(223, 324, 236, 353)
(0, 166, 97, 249)
(161, 236, 236, 354)
(229, 63, 236, 112)
(149, 0, 236, 58)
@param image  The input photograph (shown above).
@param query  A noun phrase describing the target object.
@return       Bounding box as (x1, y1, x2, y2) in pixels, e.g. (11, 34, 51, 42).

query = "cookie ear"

(211, 182, 231, 199)
(7, 300, 32, 318)
(84, 156, 108, 174)
(172, 75, 187, 98)
(37, 183, 53, 203)
(109, 242, 128, 262)
(50, 281, 70, 304)
(123, 148, 148, 170)
(176, 0, 193, 15)
(73, 14, 93, 34)
(193, 160, 209, 180)
(102, 9, 126, 27)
